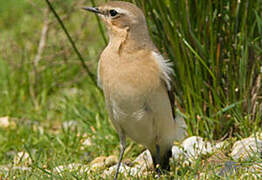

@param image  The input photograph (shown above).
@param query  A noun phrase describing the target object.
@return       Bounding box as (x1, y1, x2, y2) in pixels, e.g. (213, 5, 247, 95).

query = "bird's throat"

(108, 25, 155, 55)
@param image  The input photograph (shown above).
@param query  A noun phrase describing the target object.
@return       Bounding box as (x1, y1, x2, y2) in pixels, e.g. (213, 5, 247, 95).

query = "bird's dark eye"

(109, 9, 118, 17)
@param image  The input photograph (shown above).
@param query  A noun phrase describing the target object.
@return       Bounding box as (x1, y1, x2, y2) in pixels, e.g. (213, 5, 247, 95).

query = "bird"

(83, 1, 187, 179)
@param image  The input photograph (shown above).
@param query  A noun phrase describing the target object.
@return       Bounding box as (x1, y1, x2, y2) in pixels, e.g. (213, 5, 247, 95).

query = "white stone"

(104, 155, 118, 167)
(62, 88, 79, 96)
(103, 164, 140, 177)
(53, 163, 89, 174)
(248, 163, 262, 172)
(182, 136, 213, 161)
(133, 150, 153, 171)
(13, 152, 32, 166)
(215, 141, 226, 149)
(53, 165, 64, 174)
(240, 173, 261, 179)
(0, 165, 31, 172)
(62, 121, 78, 130)
(0, 165, 9, 172)
(89, 155, 118, 171)
(11, 166, 32, 171)
(231, 137, 262, 161)
(171, 145, 184, 160)
(90, 156, 107, 170)
(54, 163, 80, 173)
(82, 138, 92, 146)
(0, 116, 9, 128)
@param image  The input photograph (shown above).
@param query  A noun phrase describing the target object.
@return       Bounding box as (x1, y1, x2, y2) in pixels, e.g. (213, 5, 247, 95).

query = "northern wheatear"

(83, 1, 187, 179)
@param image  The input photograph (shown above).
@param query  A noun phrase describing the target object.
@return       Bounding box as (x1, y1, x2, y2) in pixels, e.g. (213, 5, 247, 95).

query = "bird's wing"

(151, 51, 175, 120)
(167, 85, 176, 120)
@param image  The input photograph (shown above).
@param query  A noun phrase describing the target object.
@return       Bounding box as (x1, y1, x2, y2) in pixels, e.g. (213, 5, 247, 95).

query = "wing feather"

(152, 51, 175, 119)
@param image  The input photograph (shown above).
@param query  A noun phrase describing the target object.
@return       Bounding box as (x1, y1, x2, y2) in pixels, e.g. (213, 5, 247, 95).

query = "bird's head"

(83, 1, 147, 37)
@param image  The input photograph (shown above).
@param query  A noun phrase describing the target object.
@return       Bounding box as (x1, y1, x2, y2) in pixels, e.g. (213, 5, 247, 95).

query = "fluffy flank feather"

(152, 51, 174, 90)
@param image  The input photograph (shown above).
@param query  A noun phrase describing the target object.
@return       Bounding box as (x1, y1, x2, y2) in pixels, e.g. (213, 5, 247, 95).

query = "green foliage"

(124, 0, 262, 139)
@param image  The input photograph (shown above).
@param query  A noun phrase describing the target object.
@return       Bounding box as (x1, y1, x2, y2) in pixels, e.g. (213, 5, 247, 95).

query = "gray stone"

(230, 137, 262, 161)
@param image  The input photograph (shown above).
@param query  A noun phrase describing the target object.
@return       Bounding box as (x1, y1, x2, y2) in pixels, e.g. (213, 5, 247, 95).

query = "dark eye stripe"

(109, 9, 118, 17)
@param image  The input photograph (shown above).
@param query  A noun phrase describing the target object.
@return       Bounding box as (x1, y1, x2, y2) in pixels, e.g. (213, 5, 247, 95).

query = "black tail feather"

(151, 147, 172, 172)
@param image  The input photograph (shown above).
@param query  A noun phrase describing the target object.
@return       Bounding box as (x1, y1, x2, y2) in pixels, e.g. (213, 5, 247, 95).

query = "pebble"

(53, 163, 89, 175)
(103, 163, 140, 177)
(105, 155, 118, 167)
(0, 116, 9, 128)
(0, 165, 31, 172)
(62, 120, 78, 130)
(90, 156, 107, 170)
(0, 116, 15, 128)
(133, 149, 153, 171)
(247, 163, 262, 178)
(13, 152, 32, 166)
(230, 137, 262, 161)
(96, 135, 262, 178)
(82, 138, 92, 146)
(90, 155, 118, 170)
(181, 136, 213, 160)
(171, 145, 184, 160)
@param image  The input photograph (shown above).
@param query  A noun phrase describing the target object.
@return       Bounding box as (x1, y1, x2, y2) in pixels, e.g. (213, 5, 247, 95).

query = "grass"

(0, 0, 261, 179)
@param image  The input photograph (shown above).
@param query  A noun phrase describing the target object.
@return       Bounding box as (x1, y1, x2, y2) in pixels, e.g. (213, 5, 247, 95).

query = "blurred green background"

(0, 0, 261, 178)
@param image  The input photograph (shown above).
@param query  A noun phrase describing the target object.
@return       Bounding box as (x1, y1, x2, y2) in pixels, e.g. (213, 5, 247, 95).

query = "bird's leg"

(156, 144, 161, 178)
(114, 134, 126, 180)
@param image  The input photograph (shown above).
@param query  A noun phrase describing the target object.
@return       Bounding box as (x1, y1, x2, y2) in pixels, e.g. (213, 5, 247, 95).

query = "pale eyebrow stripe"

(107, 7, 134, 17)
(106, 7, 137, 23)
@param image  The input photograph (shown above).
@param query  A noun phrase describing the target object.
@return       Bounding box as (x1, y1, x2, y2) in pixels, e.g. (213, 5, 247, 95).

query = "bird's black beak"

(82, 7, 103, 15)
